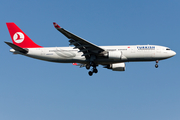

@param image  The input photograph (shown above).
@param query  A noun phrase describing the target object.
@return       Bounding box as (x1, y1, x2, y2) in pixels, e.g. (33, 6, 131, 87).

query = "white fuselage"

(11, 45, 176, 64)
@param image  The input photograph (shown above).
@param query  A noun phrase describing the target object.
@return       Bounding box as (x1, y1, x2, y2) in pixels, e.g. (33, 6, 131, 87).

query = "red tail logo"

(6, 23, 42, 48)
(13, 32, 24, 43)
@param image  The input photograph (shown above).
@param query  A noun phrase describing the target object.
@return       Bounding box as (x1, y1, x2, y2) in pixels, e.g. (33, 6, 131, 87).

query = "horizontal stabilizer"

(5, 42, 28, 54)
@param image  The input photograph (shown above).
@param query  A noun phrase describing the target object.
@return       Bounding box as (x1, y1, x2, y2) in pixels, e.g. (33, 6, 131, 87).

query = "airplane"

(5, 22, 176, 76)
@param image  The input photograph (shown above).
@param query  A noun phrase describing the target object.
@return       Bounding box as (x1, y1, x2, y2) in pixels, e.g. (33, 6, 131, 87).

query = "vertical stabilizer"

(6, 23, 42, 48)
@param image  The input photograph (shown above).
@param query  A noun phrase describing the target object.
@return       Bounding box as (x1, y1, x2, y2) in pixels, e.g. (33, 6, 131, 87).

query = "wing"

(53, 22, 105, 58)
(73, 63, 86, 68)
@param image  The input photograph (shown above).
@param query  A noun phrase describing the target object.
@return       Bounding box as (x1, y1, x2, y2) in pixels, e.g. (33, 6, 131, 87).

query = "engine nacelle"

(107, 63, 125, 71)
(108, 51, 121, 59)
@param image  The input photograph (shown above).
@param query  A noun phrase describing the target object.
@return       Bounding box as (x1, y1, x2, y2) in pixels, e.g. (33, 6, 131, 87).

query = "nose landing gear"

(155, 60, 159, 68)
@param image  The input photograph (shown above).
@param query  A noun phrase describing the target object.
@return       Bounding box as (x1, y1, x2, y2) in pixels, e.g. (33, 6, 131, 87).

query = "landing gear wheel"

(88, 71, 93, 76)
(155, 64, 158, 68)
(86, 64, 90, 70)
(93, 68, 98, 73)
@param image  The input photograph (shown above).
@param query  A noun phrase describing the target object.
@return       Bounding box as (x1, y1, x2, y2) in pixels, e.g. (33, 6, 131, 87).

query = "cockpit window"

(166, 48, 171, 50)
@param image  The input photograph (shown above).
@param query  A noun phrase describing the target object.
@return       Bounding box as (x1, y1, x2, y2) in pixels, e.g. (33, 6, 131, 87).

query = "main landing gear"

(88, 68, 98, 76)
(155, 60, 159, 68)
(86, 62, 98, 76)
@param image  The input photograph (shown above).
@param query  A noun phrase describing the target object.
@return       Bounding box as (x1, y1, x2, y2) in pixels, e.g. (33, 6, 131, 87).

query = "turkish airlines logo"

(13, 32, 25, 43)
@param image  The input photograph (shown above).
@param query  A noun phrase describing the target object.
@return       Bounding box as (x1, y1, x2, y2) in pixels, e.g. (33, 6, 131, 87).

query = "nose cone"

(171, 51, 176, 57)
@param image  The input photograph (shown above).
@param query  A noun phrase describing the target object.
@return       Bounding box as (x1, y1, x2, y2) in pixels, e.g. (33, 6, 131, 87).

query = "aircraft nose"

(171, 51, 176, 56)
(173, 51, 176, 56)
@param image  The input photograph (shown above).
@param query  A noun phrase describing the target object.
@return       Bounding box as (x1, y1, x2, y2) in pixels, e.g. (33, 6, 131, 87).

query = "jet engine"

(105, 63, 125, 71)
(108, 51, 121, 59)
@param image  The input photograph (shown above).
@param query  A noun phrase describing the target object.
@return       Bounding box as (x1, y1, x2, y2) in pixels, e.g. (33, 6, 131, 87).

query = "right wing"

(53, 22, 105, 58)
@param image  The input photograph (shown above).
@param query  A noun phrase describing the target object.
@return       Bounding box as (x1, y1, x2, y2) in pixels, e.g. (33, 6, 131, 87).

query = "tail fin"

(6, 23, 42, 48)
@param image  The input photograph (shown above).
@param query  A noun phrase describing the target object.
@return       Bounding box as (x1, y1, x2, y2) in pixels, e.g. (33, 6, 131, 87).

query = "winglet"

(53, 22, 61, 28)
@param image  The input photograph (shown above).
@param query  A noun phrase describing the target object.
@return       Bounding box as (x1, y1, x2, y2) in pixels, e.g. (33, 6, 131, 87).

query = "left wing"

(53, 22, 105, 58)
(73, 63, 86, 68)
